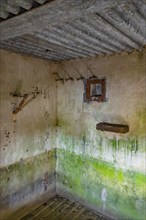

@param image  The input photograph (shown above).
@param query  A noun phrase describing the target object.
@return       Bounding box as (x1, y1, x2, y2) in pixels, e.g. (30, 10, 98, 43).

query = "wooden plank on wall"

(96, 122, 129, 133)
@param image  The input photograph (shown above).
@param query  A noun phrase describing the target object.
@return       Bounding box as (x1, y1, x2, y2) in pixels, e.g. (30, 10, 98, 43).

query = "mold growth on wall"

(56, 124, 145, 173)
(56, 50, 146, 220)
(56, 149, 146, 220)
(0, 47, 146, 220)
(0, 150, 56, 209)
(0, 49, 57, 166)
(0, 49, 57, 218)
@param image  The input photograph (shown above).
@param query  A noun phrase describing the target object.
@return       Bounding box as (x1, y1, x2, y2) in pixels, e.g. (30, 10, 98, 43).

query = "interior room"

(0, 0, 146, 220)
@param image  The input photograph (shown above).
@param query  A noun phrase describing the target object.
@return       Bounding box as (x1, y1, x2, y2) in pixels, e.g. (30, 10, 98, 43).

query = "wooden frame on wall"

(85, 78, 106, 102)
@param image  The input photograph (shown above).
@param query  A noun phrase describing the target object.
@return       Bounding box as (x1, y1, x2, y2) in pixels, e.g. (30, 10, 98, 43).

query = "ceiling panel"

(0, 0, 146, 61)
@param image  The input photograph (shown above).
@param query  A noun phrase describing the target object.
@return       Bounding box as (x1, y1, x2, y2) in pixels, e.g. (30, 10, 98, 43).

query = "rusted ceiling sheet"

(0, 0, 146, 61)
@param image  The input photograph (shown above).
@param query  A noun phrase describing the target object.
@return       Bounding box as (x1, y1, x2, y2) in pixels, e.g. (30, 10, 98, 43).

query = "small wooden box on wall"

(96, 122, 129, 133)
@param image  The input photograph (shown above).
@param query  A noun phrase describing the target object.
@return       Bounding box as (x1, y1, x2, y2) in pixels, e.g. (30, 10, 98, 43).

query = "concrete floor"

(19, 195, 107, 220)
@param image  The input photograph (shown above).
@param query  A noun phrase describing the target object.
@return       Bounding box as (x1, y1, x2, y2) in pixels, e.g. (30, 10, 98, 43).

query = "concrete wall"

(0, 49, 57, 218)
(56, 50, 146, 220)
(1, 48, 146, 220)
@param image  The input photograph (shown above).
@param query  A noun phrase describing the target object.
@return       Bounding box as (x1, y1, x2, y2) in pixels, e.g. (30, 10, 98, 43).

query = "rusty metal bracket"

(13, 94, 28, 114)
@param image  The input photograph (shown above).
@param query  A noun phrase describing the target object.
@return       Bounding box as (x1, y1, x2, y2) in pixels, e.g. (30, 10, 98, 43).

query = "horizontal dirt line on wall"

(0, 149, 56, 170)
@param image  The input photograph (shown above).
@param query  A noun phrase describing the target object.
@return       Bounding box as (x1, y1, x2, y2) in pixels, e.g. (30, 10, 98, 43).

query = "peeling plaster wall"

(0, 49, 57, 218)
(56, 50, 146, 220)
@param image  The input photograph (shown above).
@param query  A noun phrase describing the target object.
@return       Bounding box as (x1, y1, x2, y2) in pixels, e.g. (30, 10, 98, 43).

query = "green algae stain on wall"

(0, 149, 56, 208)
(137, 108, 146, 136)
(56, 115, 146, 219)
(56, 50, 146, 220)
(56, 149, 146, 220)
(57, 129, 145, 171)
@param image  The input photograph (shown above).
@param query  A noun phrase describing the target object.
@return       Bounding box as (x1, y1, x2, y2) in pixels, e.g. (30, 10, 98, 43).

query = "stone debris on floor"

(21, 195, 108, 220)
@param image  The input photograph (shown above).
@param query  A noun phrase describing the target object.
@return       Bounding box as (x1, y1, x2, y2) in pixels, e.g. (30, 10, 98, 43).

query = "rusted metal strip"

(13, 94, 28, 114)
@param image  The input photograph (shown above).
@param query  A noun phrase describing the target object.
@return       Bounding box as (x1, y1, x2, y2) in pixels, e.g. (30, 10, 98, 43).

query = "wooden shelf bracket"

(13, 94, 28, 114)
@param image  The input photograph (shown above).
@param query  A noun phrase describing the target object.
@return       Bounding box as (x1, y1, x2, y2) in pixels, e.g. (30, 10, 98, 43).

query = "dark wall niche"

(84, 78, 106, 102)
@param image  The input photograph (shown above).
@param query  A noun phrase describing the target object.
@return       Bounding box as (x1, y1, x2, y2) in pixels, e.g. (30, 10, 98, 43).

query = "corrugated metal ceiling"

(0, 0, 146, 61)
